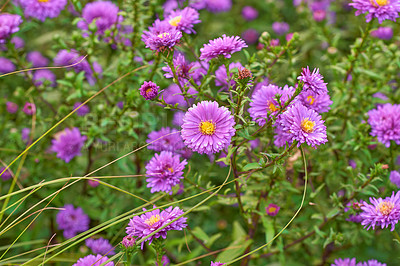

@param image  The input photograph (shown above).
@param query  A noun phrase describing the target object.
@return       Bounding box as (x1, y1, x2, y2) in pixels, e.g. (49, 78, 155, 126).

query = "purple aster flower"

(54, 49, 102, 85)
(77, 1, 119, 37)
(88, 179, 99, 187)
(211, 262, 226, 266)
(390, 171, 400, 187)
(367, 103, 400, 147)
(356, 260, 387, 266)
(117, 101, 124, 109)
(215, 62, 244, 90)
(371, 27, 393, 39)
(0, 57, 16, 74)
(190, 61, 209, 84)
(27, 51, 49, 67)
(156, 255, 170, 266)
(199, 34, 247, 61)
(349, 159, 357, 169)
(0, 13, 23, 44)
(126, 206, 188, 249)
(205, 0, 232, 13)
(331, 258, 357, 266)
(32, 70, 56, 87)
(266, 203, 280, 216)
(161, 84, 198, 107)
(51, 128, 87, 163)
(373, 92, 389, 101)
(298, 90, 332, 113)
(249, 139, 260, 150)
(22, 103, 36, 115)
(181, 101, 236, 154)
(142, 19, 182, 52)
(147, 127, 185, 152)
(0, 36, 25, 51)
(73, 102, 90, 116)
(349, 0, 400, 23)
(6, 101, 18, 114)
(72, 254, 114, 266)
(241, 6, 259, 21)
(272, 22, 290, 35)
(56, 204, 90, 239)
(241, 29, 259, 45)
(162, 53, 197, 85)
(145, 151, 187, 194)
(165, 7, 201, 34)
(21, 0, 67, 22)
(139, 81, 160, 100)
(21, 127, 31, 144)
(85, 237, 115, 256)
(122, 235, 136, 248)
(248, 84, 296, 126)
(163, 0, 206, 13)
(297, 66, 328, 95)
(0, 167, 13, 181)
(276, 103, 328, 148)
(360, 191, 400, 231)
(173, 111, 185, 127)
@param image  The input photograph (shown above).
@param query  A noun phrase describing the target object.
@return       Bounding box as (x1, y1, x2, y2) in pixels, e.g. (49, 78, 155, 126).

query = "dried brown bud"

(238, 68, 252, 80)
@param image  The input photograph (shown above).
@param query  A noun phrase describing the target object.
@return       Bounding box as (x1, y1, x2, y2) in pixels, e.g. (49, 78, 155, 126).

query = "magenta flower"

(51, 128, 87, 163)
(210, 262, 226, 266)
(272, 22, 289, 35)
(173, 111, 185, 127)
(6, 102, 18, 114)
(331, 258, 356, 266)
(77, 1, 119, 36)
(199, 34, 247, 61)
(121, 235, 136, 248)
(21, 0, 67, 22)
(349, 0, 400, 23)
(145, 151, 187, 194)
(241, 6, 258, 21)
(165, 7, 201, 34)
(22, 103, 36, 115)
(161, 84, 198, 107)
(72, 254, 114, 266)
(298, 90, 332, 113)
(356, 260, 387, 266)
(139, 81, 159, 100)
(27, 51, 49, 67)
(73, 102, 90, 116)
(56, 204, 90, 239)
(390, 171, 400, 187)
(162, 53, 196, 85)
(181, 101, 236, 154)
(85, 237, 115, 256)
(32, 70, 56, 87)
(276, 103, 328, 148)
(360, 191, 400, 231)
(0, 13, 23, 44)
(248, 84, 295, 126)
(297, 66, 328, 95)
(147, 127, 185, 152)
(205, 0, 232, 13)
(367, 103, 400, 147)
(215, 62, 244, 90)
(0, 167, 13, 181)
(371, 27, 393, 39)
(0, 57, 16, 74)
(266, 203, 281, 216)
(126, 206, 187, 249)
(142, 19, 182, 52)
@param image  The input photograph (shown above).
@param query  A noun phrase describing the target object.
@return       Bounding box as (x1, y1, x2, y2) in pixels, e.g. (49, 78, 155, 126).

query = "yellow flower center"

(167, 167, 174, 173)
(146, 88, 153, 95)
(145, 214, 161, 226)
(268, 207, 276, 213)
(306, 95, 315, 105)
(169, 16, 182, 27)
(268, 101, 279, 112)
(200, 121, 216, 135)
(377, 201, 394, 216)
(301, 118, 315, 133)
(38, 0, 49, 2)
(370, 0, 388, 7)
(157, 32, 170, 38)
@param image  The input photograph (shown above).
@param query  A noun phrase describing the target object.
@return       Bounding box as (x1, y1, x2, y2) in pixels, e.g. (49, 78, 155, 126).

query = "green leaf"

(242, 163, 261, 171)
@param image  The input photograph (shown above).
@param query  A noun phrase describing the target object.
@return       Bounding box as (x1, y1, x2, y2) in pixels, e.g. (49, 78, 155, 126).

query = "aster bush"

(1, 0, 400, 265)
